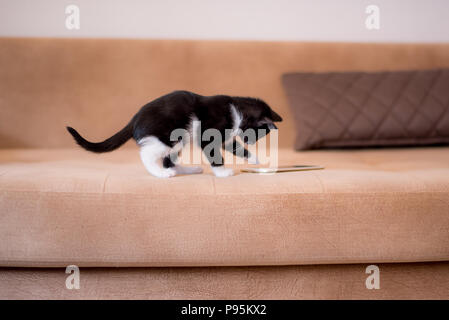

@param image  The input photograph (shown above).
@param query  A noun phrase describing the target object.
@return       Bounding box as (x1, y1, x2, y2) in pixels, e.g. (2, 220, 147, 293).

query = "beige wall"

(0, 0, 448, 43)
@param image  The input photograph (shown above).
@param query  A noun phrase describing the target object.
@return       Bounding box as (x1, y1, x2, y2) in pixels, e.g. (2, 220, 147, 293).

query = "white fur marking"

(189, 115, 201, 146)
(230, 103, 242, 137)
(138, 136, 175, 178)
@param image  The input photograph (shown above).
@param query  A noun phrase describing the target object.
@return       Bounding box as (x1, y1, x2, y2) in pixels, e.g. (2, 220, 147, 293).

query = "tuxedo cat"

(67, 90, 282, 178)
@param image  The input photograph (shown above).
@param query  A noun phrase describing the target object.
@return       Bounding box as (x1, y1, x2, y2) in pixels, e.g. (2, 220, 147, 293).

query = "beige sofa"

(1, 38, 449, 299)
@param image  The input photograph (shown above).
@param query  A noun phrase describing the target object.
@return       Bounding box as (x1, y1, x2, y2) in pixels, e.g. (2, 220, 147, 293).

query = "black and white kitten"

(67, 90, 282, 178)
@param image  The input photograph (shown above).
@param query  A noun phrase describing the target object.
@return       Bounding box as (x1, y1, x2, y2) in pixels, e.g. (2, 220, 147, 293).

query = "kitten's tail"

(66, 122, 133, 153)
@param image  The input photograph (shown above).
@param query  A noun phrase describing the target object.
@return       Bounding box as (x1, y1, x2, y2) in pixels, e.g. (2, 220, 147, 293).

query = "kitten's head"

(233, 97, 283, 144)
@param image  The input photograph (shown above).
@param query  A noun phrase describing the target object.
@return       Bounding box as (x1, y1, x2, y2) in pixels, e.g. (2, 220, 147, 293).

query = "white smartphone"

(241, 165, 324, 173)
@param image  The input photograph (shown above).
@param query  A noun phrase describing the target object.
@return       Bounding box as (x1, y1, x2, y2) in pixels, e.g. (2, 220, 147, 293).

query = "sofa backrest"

(1, 38, 449, 149)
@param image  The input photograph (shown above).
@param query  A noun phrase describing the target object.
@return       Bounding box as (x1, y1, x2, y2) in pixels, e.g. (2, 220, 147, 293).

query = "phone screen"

(241, 165, 324, 173)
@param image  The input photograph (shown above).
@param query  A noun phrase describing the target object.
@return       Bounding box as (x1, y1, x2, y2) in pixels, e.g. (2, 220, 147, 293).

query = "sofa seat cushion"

(1, 147, 449, 267)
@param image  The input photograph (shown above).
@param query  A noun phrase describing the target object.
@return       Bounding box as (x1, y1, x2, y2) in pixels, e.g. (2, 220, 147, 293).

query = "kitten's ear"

(270, 110, 283, 122)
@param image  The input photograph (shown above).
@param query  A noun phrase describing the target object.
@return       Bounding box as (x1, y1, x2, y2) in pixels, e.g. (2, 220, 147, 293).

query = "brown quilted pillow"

(282, 69, 449, 150)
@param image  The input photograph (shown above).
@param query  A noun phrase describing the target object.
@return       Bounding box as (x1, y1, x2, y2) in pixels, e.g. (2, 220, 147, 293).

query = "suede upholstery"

(2, 38, 449, 149)
(1, 38, 449, 299)
(1, 147, 449, 267)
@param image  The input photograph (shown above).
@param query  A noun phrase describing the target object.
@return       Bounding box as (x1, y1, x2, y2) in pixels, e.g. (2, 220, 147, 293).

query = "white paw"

(212, 166, 234, 178)
(153, 168, 176, 178)
(247, 154, 259, 165)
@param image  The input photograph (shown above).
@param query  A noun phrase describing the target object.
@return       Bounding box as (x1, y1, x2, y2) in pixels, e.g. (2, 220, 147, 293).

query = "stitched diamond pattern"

(282, 69, 449, 150)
